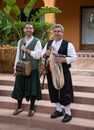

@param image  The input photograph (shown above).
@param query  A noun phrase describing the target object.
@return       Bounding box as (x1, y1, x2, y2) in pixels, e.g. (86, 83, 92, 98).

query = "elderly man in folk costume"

(41, 24, 77, 123)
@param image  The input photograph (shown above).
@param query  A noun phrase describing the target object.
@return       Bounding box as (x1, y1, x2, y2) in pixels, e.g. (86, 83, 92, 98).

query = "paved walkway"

(71, 57, 94, 72)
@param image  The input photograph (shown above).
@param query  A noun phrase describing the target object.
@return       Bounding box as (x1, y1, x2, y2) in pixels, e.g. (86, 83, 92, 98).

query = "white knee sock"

(64, 104, 71, 116)
(56, 102, 62, 112)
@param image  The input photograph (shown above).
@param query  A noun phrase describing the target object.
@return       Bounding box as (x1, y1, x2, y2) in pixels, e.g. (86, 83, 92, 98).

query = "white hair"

(52, 24, 64, 32)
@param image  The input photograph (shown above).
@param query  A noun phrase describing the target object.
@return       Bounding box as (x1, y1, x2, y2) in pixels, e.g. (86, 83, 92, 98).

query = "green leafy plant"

(0, 0, 61, 46)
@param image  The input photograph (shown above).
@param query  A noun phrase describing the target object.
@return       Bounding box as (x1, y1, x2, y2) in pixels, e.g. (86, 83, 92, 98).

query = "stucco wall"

(55, 0, 94, 50)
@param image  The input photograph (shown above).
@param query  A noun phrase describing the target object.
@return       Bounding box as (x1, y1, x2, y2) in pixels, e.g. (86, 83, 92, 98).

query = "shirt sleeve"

(30, 40, 42, 59)
(65, 42, 77, 64)
(14, 40, 21, 70)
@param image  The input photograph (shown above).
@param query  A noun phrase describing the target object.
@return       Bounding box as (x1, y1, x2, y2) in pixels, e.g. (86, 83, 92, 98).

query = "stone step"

(0, 86, 94, 105)
(39, 89, 94, 105)
(71, 69, 94, 76)
(0, 80, 14, 86)
(0, 108, 94, 130)
(0, 75, 94, 129)
(73, 85, 94, 93)
(0, 79, 94, 93)
(0, 73, 94, 92)
(0, 96, 94, 120)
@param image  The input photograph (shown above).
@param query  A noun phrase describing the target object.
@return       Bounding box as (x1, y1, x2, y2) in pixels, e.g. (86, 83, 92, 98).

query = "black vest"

(47, 39, 71, 68)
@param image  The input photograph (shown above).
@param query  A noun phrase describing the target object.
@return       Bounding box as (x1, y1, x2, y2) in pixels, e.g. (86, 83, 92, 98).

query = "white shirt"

(14, 36, 42, 69)
(41, 39, 77, 64)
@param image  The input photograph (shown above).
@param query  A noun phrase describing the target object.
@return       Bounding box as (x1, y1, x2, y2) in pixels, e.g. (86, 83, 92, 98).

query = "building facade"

(1, 0, 94, 51)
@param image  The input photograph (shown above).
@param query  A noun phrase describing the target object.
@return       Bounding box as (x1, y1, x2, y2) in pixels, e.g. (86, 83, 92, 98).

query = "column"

(43, 0, 56, 23)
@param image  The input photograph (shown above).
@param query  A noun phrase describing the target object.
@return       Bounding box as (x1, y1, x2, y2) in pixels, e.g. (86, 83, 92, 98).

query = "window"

(81, 7, 94, 45)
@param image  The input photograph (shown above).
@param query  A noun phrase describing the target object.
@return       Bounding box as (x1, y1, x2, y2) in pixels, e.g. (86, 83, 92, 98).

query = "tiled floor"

(71, 57, 94, 70)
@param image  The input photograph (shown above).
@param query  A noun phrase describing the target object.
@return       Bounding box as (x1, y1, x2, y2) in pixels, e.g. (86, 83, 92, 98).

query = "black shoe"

(50, 110, 63, 118)
(62, 114, 72, 123)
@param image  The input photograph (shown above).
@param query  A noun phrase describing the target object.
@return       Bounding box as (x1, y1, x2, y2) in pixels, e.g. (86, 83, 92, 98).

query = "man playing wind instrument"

(41, 24, 77, 123)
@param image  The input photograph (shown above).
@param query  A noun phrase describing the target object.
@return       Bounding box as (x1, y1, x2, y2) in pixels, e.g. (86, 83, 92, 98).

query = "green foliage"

(3, 0, 16, 6)
(3, 0, 20, 17)
(0, 10, 15, 45)
(32, 21, 53, 47)
(31, 6, 61, 21)
(23, 0, 37, 21)
(0, 0, 61, 47)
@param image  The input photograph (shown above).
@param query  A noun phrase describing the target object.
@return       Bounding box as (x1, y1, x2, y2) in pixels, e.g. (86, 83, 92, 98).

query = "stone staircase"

(0, 72, 94, 130)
